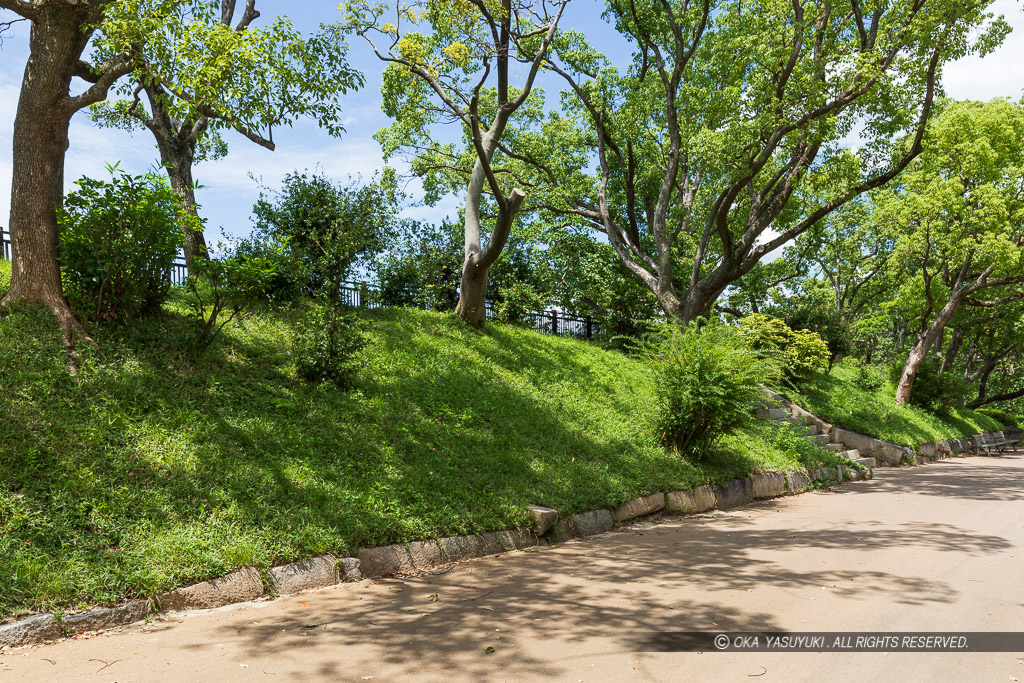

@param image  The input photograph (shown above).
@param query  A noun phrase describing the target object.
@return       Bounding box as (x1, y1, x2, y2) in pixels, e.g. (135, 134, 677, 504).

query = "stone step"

(824, 443, 844, 452)
(855, 456, 877, 468)
(804, 434, 831, 446)
(757, 408, 789, 420)
(839, 449, 861, 460)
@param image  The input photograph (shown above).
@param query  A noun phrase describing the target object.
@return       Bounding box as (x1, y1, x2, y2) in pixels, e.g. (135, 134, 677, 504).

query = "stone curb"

(9, 435, 991, 652)
(267, 554, 340, 595)
(160, 565, 265, 611)
(63, 601, 151, 636)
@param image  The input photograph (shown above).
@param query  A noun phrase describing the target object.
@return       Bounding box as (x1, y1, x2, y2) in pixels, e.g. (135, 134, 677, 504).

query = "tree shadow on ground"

(204, 498, 1005, 680)
(864, 452, 1024, 502)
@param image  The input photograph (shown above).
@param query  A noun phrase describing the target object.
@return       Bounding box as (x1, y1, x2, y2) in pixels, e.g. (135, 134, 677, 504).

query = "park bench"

(971, 431, 1022, 456)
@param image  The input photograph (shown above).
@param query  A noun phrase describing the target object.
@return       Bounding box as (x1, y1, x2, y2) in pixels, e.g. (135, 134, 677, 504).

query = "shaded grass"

(0, 299, 844, 620)
(785, 363, 1001, 449)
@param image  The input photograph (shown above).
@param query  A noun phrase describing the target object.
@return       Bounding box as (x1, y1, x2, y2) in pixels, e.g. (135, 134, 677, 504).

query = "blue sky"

(1, 0, 1023, 243)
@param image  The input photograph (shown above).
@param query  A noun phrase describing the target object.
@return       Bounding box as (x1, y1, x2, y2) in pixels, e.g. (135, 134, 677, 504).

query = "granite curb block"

(62, 601, 151, 636)
(664, 484, 716, 513)
(528, 504, 559, 535)
(358, 540, 442, 577)
(572, 509, 615, 536)
(611, 493, 666, 522)
(751, 472, 786, 499)
(0, 614, 63, 649)
(267, 554, 340, 595)
(341, 557, 363, 581)
(831, 428, 909, 467)
(160, 565, 264, 611)
(714, 478, 755, 509)
(785, 470, 811, 494)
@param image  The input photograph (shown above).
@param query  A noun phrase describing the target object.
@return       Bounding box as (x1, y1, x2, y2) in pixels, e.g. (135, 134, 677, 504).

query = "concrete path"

(3, 453, 1024, 682)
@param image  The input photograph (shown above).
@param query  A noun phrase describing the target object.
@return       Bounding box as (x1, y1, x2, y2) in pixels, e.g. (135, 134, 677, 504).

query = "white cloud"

(943, 0, 1024, 101)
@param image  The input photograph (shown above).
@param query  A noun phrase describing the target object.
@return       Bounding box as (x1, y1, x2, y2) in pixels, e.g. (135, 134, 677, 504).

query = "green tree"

(343, 0, 568, 327)
(524, 0, 1007, 323)
(879, 99, 1024, 404)
(0, 0, 142, 342)
(91, 1, 362, 266)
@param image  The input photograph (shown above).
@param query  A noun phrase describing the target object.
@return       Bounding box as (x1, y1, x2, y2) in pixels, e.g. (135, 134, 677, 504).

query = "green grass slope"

(0, 300, 848, 619)
(786, 364, 1001, 448)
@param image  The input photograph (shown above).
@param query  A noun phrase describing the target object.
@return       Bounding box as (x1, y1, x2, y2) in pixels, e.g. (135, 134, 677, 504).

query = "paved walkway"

(3, 453, 1024, 682)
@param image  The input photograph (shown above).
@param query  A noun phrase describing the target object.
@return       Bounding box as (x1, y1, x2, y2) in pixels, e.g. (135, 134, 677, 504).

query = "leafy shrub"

(738, 314, 829, 385)
(233, 233, 304, 303)
(374, 220, 462, 311)
(252, 170, 399, 299)
(58, 168, 188, 322)
(651, 322, 775, 457)
(493, 281, 547, 324)
(294, 307, 366, 389)
(853, 362, 887, 392)
(889, 355, 968, 415)
(186, 248, 278, 349)
(975, 408, 1019, 429)
(787, 305, 852, 371)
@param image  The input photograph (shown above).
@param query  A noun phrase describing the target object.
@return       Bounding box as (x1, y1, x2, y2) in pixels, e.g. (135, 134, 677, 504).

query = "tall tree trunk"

(940, 326, 963, 373)
(455, 123, 523, 328)
(457, 256, 490, 327)
(165, 150, 208, 266)
(1, 9, 93, 344)
(895, 297, 961, 404)
(145, 85, 209, 267)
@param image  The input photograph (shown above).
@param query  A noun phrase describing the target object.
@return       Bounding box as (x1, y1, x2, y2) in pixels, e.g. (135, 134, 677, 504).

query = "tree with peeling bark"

(515, 0, 1008, 324)
(342, 0, 569, 327)
(90, 1, 362, 267)
(880, 98, 1024, 405)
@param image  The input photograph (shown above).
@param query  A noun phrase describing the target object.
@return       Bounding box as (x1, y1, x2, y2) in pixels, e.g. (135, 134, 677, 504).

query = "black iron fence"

(0, 233, 600, 340)
(339, 279, 599, 340)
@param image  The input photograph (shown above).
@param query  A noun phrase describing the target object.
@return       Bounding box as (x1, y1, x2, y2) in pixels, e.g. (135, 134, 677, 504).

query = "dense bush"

(58, 169, 188, 322)
(853, 363, 887, 391)
(739, 314, 829, 385)
(252, 170, 399, 299)
(374, 220, 462, 311)
(186, 247, 278, 349)
(787, 305, 852, 371)
(890, 354, 968, 415)
(651, 322, 775, 457)
(974, 407, 1019, 429)
(493, 281, 547, 324)
(294, 306, 366, 389)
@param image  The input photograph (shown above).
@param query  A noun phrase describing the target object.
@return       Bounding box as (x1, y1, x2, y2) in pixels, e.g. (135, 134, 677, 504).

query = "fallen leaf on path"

(485, 647, 495, 654)
(428, 594, 438, 602)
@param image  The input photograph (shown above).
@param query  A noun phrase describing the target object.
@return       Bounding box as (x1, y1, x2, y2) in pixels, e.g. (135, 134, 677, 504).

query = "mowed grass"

(786, 363, 1001, 449)
(0, 297, 853, 619)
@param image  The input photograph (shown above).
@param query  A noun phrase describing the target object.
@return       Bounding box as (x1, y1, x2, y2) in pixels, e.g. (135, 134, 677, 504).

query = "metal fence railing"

(339, 279, 599, 339)
(0, 232, 602, 340)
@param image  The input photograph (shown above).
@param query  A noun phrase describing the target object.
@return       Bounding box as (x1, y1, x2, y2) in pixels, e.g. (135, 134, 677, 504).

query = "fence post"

(550, 310, 558, 336)
(586, 317, 592, 340)
(359, 281, 368, 307)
